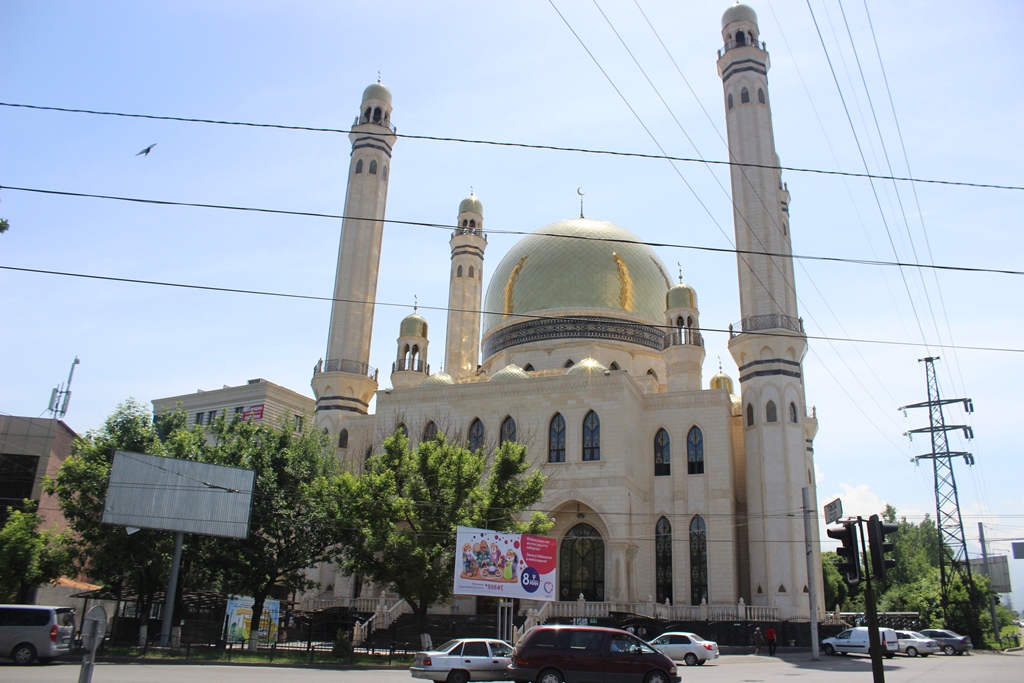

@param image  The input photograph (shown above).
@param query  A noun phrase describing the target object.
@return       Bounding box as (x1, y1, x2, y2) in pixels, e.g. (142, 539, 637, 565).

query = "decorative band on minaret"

(313, 81, 397, 419)
(444, 194, 487, 380)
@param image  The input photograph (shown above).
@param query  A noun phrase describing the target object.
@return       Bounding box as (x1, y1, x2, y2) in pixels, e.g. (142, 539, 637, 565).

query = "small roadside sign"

(824, 498, 843, 525)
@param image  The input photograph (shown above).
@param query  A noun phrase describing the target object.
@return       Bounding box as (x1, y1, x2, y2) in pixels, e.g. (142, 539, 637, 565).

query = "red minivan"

(510, 625, 680, 683)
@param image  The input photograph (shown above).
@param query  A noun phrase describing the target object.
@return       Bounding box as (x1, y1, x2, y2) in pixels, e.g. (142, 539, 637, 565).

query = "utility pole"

(802, 487, 819, 660)
(978, 523, 1002, 647)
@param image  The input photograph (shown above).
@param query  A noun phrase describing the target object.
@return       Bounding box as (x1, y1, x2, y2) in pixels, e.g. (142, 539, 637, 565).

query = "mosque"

(307, 4, 823, 621)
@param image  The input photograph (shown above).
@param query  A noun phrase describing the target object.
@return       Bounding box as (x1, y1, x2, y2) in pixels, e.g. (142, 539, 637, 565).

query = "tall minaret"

(717, 4, 821, 619)
(313, 81, 397, 425)
(443, 194, 487, 380)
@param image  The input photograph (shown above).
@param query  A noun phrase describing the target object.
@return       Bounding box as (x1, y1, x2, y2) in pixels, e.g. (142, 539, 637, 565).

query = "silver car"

(0, 605, 75, 665)
(894, 630, 939, 657)
(648, 631, 720, 666)
(411, 638, 513, 683)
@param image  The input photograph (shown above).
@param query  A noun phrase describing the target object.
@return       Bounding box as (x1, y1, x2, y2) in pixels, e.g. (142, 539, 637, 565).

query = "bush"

(332, 629, 353, 658)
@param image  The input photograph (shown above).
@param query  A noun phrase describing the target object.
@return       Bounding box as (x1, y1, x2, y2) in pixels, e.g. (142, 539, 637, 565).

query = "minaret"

(443, 194, 487, 381)
(313, 81, 397, 425)
(391, 308, 430, 389)
(717, 4, 821, 619)
(663, 272, 705, 392)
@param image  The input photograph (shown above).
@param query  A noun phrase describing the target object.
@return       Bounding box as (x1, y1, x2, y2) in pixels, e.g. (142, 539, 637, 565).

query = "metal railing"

(662, 329, 704, 349)
(352, 115, 397, 133)
(314, 358, 378, 381)
(352, 597, 410, 647)
(730, 314, 803, 336)
(392, 359, 429, 374)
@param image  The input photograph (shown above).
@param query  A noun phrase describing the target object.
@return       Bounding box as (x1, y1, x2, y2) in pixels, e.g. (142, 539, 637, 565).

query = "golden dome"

(490, 364, 530, 382)
(666, 282, 697, 310)
(710, 370, 734, 394)
(459, 194, 483, 216)
(566, 357, 608, 377)
(483, 219, 671, 334)
(362, 82, 392, 106)
(399, 312, 428, 338)
(420, 371, 455, 386)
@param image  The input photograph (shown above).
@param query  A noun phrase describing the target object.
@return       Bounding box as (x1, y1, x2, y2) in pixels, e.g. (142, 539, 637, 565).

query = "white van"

(822, 626, 898, 658)
(0, 605, 76, 664)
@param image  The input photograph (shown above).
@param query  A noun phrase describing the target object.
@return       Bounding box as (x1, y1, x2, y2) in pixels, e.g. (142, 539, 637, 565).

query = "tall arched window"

(422, 421, 437, 442)
(689, 516, 708, 605)
(372, 106, 381, 122)
(560, 523, 604, 601)
(582, 411, 601, 461)
(789, 402, 798, 423)
(728, 93, 734, 109)
(469, 219, 476, 228)
(369, 159, 378, 175)
(757, 88, 765, 104)
(741, 87, 750, 103)
(355, 159, 363, 174)
(766, 400, 778, 423)
(338, 429, 349, 449)
(500, 416, 517, 445)
(382, 165, 388, 181)
(457, 265, 463, 277)
(468, 266, 475, 278)
(654, 428, 670, 477)
(687, 426, 704, 475)
(468, 418, 485, 452)
(655, 517, 673, 605)
(549, 414, 566, 463)
(746, 403, 754, 427)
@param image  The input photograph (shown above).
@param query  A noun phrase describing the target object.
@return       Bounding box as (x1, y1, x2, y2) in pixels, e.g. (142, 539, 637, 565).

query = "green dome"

(483, 219, 671, 334)
(362, 82, 392, 105)
(490, 364, 530, 382)
(566, 358, 607, 377)
(400, 312, 428, 338)
(459, 195, 483, 216)
(667, 282, 697, 310)
(421, 371, 455, 386)
(722, 4, 758, 29)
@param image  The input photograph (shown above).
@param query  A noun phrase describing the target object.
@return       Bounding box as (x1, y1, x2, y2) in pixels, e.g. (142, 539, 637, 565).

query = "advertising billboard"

(225, 596, 280, 643)
(454, 526, 557, 602)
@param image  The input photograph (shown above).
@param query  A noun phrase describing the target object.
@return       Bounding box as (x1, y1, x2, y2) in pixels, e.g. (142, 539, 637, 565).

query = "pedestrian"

(753, 627, 764, 655)
(765, 626, 777, 656)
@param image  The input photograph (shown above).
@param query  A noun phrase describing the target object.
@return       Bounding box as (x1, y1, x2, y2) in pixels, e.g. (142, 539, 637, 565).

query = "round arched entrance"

(559, 522, 605, 601)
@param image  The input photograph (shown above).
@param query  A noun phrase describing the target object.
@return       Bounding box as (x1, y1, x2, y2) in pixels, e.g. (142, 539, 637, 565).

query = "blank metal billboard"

(102, 450, 254, 539)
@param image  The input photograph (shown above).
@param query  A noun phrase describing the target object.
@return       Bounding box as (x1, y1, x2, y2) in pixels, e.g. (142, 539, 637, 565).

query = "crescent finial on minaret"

(577, 187, 585, 218)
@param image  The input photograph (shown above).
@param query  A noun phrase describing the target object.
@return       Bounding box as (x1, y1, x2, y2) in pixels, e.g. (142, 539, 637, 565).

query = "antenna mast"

(48, 356, 80, 419)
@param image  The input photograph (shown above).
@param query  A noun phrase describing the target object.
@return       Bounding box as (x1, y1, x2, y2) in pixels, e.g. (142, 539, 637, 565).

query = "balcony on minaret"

(353, 108, 397, 133)
(719, 33, 766, 56)
(392, 358, 429, 374)
(662, 329, 704, 349)
(314, 358, 379, 382)
(729, 314, 803, 338)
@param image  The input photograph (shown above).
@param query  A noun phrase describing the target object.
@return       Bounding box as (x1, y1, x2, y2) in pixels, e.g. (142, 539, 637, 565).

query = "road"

(1, 651, 1020, 683)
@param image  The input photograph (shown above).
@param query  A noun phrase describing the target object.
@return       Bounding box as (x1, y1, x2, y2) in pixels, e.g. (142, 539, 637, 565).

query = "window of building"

(468, 266, 475, 278)
(741, 87, 750, 103)
(646, 368, 658, 381)
(235, 406, 244, 416)
(655, 517, 673, 604)
(422, 421, 438, 442)
(559, 523, 605, 601)
(338, 429, 349, 449)
(397, 423, 409, 438)
(372, 106, 381, 123)
(195, 412, 204, 426)
(0, 454, 39, 503)
(687, 426, 704, 475)
(548, 413, 566, 463)
(457, 265, 463, 278)
(369, 159, 378, 175)
(468, 418, 485, 452)
(654, 428, 670, 477)
(736, 31, 746, 45)
(746, 403, 754, 427)
(500, 416, 517, 445)
(582, 410, 600, 461)
(355, 159, 363, 174)
(790, 402, 798, 423)
(294, 415, 303, 431)
(727, 93, 734, 109)
(758, 87, 765, 104)
(609, 361, 619, 371)
(689, 516, 708, 605)
(564, 359, 574, 368)
(766, 400, 778, 423)
(469, 219, 476, 228)
(208, 410, 217, 424)
(523, 363, 535, 372)
(462, 219, 468, 227)
(382, 165, 388, 181)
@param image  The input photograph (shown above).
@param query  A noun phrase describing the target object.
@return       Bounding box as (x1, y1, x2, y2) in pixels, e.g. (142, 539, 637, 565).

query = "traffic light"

(867, 514, 898, 580)
(827, 522, 861, 585)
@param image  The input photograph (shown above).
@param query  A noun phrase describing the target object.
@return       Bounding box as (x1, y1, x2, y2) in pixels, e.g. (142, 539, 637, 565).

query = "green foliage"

(0, 218, 9, 234)
(821, 551, 849, 611)
(332, 628, 353, 658)
(0, 501, 73, 602)
(333, 429, 550, 629)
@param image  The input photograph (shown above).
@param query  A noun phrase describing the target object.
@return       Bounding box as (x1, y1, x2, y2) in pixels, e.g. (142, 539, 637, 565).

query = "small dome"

(722, 4, 758, 29)
(490, 364, 530, 382)
(666, 282, 697, 310)
(566, 357, 608, 377)
(420, 371, 455, 386)
(400, 312, 428, 338)
(459, 194, 483, 216)
(710, 370, 734, 394)
(362, 82, 392, 106)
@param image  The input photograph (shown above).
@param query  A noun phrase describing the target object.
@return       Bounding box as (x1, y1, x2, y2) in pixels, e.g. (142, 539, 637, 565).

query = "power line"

(2, 100, 1021, 192)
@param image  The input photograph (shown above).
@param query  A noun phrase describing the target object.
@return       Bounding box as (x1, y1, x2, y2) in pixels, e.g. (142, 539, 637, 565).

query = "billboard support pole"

(979, 523, 1001, 647)
(159, 531, 184, 647)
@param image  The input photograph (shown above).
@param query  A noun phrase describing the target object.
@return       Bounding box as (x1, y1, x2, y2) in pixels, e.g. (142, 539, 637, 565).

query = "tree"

(0, 501, 72, 603)
(333, 429, 550, 634)
(206, 414, 340, 651)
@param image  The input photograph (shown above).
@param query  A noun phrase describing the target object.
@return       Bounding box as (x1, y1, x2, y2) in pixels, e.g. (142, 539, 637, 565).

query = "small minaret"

(313, 81, 397, 424)
(718, 4, 821, 620)
(663, 271, 704, 392)
(443, 194, 487, 381)
(391, 308, 430, 389)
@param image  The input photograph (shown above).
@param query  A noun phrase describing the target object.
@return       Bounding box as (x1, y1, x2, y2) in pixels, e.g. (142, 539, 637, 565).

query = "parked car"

(0, 605, 75, 665)
(410, 638, 514, 683)
(821, 626, 898, 658)
(893, 630, 939, 657)
(919, 629, 973, 655)
(648, 630, 720, 666)
(510, 625, 680, 683)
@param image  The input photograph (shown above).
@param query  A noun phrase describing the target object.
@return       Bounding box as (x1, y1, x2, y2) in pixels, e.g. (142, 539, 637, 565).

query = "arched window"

(523, 363, 535, 372)
(462, 219, 468, 227)
(687, 426, 704, 475)
(746, 403, 754, 427)
(457, 265, 463, 278)
(564, 359, 575, 368)
(338, 429, 349, 449)
(355, 159, 363, 174)
(609, 361, 619, 371)
(654, 428, 670, 477)
(469, 219, 476, 228)
(728, 93, 734, 110)
(468, 266, 475, 279)
(782, 222, 788, 236)
(689, 516, 708, 605)
(382, 165, 388, 181)
(548, 413, 566, 463)
(369, 159, 378, 175)
(397, 423, 409, 438)
(423, 421, 437, 442)
(560, 523, 604, 601)
(758, 88, 765, 104)
(646, 368, 658, 381)
(790, 402, 798, 424)
(500, 416, 517, 445)
(766, 400, 778, 423)
(372, 106, 381, 123)
(582, 411, 600, 461)
(468, 418, 485, 452)
(655, 517, 673, 604)
(741, 87, 750, 104)
(736, 31, 746, 46)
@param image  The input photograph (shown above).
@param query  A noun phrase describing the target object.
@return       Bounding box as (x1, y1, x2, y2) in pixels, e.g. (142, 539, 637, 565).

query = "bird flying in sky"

(136, 143, 157, 156)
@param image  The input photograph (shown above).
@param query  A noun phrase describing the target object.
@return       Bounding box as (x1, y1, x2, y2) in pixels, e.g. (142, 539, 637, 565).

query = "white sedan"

(410, 638, 513, 683)
(648, 631, 720, 666)
(894, 630, 940, 657)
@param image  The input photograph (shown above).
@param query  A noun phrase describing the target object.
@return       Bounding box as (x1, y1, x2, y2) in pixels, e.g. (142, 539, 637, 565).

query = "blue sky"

(3, 1, 1022, 611)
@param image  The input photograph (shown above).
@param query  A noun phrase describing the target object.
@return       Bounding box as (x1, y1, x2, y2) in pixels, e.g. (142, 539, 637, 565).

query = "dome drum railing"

(730, 314, 803, 336)
(392, 359, 429, 374)
(662, 330, 704, 349)
(316, 358, 379, 381)
(352, 114, 397, 133)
